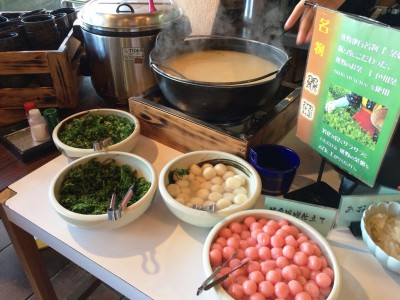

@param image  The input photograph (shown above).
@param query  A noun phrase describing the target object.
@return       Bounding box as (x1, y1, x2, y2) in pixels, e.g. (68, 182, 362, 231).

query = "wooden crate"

(0, 31, 83, 127)
(129, 87, 301, 158)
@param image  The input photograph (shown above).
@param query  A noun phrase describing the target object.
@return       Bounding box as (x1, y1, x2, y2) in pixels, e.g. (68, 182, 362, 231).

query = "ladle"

(150, 61, 279, 86)
(148, 0, 157, 12)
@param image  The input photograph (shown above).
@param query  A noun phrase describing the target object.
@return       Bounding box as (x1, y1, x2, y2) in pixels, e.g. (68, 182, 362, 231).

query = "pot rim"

(78, 0, 183, 33)
(149, 35, 290, 87)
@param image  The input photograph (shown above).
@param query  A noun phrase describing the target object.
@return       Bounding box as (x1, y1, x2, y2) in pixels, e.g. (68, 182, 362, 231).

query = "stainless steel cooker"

(74, 0, 190, 104)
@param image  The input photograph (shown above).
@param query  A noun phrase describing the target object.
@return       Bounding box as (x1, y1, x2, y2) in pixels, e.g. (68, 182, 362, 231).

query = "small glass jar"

(43, 108, 59, 135)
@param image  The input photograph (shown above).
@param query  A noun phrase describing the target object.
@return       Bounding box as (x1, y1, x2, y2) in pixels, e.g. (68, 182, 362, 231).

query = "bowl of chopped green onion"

(49, 151, 157, 229)
(52, 108, 140, 159)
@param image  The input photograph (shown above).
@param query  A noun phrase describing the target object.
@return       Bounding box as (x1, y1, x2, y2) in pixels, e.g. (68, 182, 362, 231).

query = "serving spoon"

(148, 0, 157, 12)
(151, 61, 279, 86)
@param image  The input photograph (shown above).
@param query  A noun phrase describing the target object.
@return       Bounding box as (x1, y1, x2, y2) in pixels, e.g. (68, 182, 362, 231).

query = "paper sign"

(378, 186, 400, 195)
(264, 196, 337, 237)
(336, 194, 400, 227)
(297, 6, 400, 187)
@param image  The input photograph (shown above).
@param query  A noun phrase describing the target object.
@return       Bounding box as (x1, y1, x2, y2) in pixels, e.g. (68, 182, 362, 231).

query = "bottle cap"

(44, 108, 58, 117)
(29, 108, 41, 117)
(24, 102, 36, 117)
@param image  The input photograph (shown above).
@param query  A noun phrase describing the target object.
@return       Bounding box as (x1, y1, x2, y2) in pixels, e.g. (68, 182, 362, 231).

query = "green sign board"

(297, 7, 400, 186)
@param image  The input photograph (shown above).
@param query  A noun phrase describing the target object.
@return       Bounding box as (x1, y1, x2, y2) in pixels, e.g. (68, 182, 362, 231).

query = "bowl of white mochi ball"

(159, 150, 262, 227)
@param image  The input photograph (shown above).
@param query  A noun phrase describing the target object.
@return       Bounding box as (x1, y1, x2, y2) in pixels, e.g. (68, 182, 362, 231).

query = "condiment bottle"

(28, 109, 50, 142)
(43, 108, 59, 135)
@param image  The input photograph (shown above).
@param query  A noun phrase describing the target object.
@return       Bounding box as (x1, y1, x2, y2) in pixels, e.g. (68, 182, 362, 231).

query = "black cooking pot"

(149, 35, 290, 123)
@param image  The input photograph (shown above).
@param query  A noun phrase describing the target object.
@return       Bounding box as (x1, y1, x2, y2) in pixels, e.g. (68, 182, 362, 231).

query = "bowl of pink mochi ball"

(202, 209, 341, 300)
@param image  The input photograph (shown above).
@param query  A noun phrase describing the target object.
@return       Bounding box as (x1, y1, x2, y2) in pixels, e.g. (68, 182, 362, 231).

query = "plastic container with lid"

(28, 108, 50, 142)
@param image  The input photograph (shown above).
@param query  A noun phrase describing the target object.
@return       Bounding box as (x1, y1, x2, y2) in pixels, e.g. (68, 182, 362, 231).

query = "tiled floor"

(0, 219, 126, 299)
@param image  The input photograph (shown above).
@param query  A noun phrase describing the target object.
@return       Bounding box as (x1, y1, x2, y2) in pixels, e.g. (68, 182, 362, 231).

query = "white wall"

(173, 0, 220, 35)
(0, 0, 63, 11)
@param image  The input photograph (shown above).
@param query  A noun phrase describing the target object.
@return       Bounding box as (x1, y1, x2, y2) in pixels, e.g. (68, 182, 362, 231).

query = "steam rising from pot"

(242, 2, 287, 48)
(159, 0, 294, 61)
(211, 0, 294, 48)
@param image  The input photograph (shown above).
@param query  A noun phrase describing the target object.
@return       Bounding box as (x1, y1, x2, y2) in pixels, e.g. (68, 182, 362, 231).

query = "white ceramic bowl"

(49, 151, 157, 230)
(159, 150, 262, 227)
(202, 209, 341, 299)
(52, 108, 140, 159)
(361, 201, 400, 274)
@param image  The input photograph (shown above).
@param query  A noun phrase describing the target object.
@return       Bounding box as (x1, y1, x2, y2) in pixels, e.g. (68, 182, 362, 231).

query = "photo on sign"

(323, 83, 388, 150)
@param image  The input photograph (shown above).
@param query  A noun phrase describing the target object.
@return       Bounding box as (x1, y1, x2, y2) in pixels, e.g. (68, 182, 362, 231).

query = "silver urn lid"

(79, 0, 184, 33)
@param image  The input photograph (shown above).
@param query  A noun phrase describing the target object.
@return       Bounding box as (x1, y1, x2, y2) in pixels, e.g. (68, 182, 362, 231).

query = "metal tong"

(93, 137, 113, 151)
(192, 203, 216, 212)
(196, 251, 250, 296)
(107, 191, 118, 221)
(107, 183, 136, 221)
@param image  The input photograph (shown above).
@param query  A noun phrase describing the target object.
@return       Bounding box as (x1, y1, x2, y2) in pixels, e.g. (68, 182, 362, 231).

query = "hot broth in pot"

(162, 50, 278, 83)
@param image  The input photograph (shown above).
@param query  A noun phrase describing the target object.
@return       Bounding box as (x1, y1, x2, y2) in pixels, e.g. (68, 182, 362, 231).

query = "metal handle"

(152, 60, 278, 86)
(116, 3, 135, 13)
(150, 61, 188, 79)
(148, 0, 157, 13)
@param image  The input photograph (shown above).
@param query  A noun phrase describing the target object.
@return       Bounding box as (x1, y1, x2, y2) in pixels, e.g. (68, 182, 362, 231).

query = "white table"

(2, 135, 400, 299)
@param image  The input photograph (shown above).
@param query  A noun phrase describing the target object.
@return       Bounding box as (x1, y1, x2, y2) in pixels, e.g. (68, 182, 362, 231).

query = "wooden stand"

(129, 87, 301, 158)
(0, 30, 83, 128)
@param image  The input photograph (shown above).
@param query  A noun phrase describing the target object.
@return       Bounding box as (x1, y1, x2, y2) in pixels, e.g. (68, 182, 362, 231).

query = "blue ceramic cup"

(249, 144, 300, 195)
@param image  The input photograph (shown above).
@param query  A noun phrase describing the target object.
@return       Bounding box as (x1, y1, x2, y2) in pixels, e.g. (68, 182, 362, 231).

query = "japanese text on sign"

(313, 17, 331, 57)
(300, 98, 315, 120)
(318, 18, 330, 34)
(264, 196, 337, 237)
(336, 194, 400, 227)
(318, 128, 370, 172)
(334, 33, 400, 97)
(269, 207, 327, 224)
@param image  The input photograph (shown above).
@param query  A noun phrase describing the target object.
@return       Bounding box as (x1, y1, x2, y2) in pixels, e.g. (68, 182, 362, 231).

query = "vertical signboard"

(297, 6, 400, 186)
